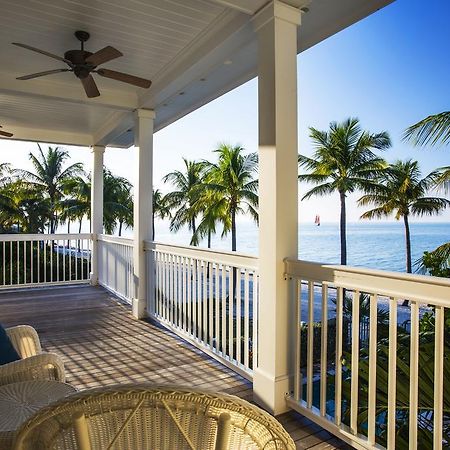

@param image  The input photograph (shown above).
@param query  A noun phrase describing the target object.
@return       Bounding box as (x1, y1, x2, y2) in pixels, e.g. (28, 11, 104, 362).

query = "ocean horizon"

(124, 220, 449, 274)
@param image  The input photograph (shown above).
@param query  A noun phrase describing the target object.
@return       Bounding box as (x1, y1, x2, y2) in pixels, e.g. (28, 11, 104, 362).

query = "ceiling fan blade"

(16, 69, 71, 80)
(97, 69, 151, 89)
(0, 130, 13, 138)
(85, 46, 123, 66)
(12, 42, 73, 66)
(81, 75, 100, 98)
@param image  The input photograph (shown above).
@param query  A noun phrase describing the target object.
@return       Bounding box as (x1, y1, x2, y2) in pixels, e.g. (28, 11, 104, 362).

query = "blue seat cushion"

(0, 323, 21, 365)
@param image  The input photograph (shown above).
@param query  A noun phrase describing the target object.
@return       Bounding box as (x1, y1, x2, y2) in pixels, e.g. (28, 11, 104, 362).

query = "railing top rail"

(285, 258, 450, 307)
(0, 233, 93, 242)
(98, 234, 134, 246)
(146, 241, 258, 270)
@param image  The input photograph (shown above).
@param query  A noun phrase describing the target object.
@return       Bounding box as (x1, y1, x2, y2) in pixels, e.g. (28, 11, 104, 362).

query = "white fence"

(285, 259, 450, 450)
(98, 234, 135, 303)
(0, 233, 92, 288)
(146, 242, 259, 380)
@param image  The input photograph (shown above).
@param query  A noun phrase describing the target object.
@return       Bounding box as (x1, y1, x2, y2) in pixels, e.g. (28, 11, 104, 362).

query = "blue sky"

(2, 0, 449, 224)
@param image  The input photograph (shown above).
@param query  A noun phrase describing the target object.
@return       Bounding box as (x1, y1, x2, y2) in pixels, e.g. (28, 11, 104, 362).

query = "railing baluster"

(294, 279, 301, 402)
(215, 262, 220, 352)
(174, 254, 179, 327)
(367, 294, 378, 444)
(307, 281, 314, 408)
(162, 253, 167, 320)
(181, 256, 186, 330)
(16, 239, 19, 284)
(350, 289, 360, 434)
(320, 283, 328, 416)
(192, 258, 198, 339)
(23, 241, 27, 284)
(157, 252, 161, 317)
(221, 264, 226, 356)
(244, 270, 250, 368)
(434, 305, 444, 450)
(228, 267, 234, 362)
(236, 268, 242, 365)
(203, 261, 208, 343)
(409, 300, 419, 449)
(187, 257, 192, 335)
(335, 286, 343, 426)
(50, 238, 53, 282)
(208, 261, 214, 349)
(30, 240, 34, 284)
(387, 297, 397, 449)
(2, 242, 5, 286)
(252, 271, 258, 370)
(57, 239, 60, 282)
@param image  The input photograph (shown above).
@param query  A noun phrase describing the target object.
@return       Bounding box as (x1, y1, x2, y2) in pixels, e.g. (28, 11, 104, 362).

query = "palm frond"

(403, 111, 450, 147)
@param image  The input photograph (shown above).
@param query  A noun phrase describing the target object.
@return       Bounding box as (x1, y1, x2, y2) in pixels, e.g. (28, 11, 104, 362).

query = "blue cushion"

(0, 323, 21, 365)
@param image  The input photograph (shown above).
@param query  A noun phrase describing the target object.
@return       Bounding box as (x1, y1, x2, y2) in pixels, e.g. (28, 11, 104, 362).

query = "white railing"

(285, 259, 450, 450)
(146, 242, 259, 380)
(0, 233, 92, 288)
(98, 234, 134, 303)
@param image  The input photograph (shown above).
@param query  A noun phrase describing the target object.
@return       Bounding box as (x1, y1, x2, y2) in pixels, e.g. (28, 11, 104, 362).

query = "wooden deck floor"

(0, 284, 349, 449)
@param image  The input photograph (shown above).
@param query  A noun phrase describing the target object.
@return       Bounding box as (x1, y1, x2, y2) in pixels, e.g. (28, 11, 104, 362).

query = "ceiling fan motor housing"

(64, 50, 94, 78)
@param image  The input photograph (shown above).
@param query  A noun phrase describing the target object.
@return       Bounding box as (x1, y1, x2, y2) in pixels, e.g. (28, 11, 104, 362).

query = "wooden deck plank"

(0, 284, 350, 449)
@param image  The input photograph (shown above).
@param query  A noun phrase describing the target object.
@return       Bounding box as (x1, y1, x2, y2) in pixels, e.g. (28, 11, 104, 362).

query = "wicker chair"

(13, 384, 295, 450)
(0, 325, 65, 386)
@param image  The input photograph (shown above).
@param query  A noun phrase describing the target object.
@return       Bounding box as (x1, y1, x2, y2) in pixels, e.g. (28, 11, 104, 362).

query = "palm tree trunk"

(118, 221, 123, 237)
(231, 208, 237, 300)
(207, 230, 211, 249)
(339, 191, 347, 265)
(152, 213, 155, 241)
(67, 220, 70, 234)
(402, 214, 412, 306)
(404, 214, 412, 273)
(231, 209, 237, 252)
(78, 220, 82, 234)
(191, 218, 197, 246)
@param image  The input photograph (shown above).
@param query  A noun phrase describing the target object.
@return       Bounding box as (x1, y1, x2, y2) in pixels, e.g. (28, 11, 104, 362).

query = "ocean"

(151, 221, 450, 273)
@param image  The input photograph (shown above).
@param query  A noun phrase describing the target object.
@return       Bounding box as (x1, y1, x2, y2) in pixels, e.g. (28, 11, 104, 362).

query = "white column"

(252, 1, 302, 415)
(90, 145, 105, 285)
(132, 109, 155, 319)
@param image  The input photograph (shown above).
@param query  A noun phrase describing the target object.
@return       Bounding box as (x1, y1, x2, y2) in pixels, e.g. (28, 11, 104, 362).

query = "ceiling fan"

(13, 31, 152, 98)
(0, 126, 13, 138)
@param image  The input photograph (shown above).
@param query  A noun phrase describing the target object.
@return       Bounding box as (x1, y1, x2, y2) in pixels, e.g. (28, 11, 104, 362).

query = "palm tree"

(60, 175, 90, 233)
(163, 159, 206, 245)
(103, 169, 133, 235)
(203, 144, 258, 252)
(191, 190, 228, 249)
(17, 145, 84, 233)
(152, 189, 170, 241)
(403, 111, 450, 147)
(359, 160, 449, 273)
(298, 118, 391, 265)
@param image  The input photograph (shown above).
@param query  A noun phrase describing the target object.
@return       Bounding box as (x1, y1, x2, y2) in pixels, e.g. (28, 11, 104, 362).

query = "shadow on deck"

(0, 284, 350, 450)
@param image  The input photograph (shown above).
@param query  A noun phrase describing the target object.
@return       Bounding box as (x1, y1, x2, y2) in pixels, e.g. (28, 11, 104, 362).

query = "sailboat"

(314, 215, 321, 226)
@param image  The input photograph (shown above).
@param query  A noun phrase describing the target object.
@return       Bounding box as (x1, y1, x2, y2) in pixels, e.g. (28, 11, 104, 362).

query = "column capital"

(90, 145, 105, 154)
(252, 0, 307, 32)
(135, 109, 156, 120)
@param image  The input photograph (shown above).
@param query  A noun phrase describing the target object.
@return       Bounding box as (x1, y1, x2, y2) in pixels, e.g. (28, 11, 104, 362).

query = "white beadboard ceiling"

(0, 0, 394, 148)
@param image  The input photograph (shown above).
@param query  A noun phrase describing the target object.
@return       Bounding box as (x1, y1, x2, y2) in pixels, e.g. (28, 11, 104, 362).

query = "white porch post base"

(252, 0, 303, 415)
(253, 370, 293, 415)
(132, 298, 147, 319)
(90, 145, 105, 286)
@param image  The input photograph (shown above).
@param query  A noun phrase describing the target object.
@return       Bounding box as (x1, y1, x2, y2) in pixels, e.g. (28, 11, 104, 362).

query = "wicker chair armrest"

(0, 352, 65, 386)
(6, 325, 42, 357)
